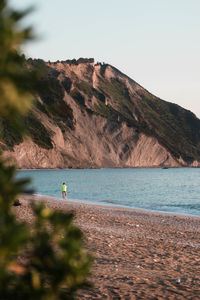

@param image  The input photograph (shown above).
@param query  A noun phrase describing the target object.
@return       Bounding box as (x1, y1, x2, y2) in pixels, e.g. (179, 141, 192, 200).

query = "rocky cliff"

(2, 58, 200, 168)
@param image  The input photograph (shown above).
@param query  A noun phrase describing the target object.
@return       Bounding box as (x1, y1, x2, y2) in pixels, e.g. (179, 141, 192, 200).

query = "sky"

(10, 0, 200, 118)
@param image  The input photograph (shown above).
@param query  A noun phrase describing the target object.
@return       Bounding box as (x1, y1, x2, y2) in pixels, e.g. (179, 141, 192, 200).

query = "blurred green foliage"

(0, 1, 92, 298)
(0, 160, 92, 299)
(0, 0, 34, 127)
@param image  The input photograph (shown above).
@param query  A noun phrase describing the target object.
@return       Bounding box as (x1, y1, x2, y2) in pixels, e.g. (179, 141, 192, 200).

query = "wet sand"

(15, 195, 200, 299)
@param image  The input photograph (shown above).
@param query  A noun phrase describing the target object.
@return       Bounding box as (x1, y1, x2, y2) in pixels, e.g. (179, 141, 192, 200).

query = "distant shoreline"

(17, 166, 200, 171)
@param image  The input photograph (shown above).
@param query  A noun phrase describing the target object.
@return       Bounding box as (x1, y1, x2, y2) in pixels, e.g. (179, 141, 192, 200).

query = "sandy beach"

(15, 195, 200, 299)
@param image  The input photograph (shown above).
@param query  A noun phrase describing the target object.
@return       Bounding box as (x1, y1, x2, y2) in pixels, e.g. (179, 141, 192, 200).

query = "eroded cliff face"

(5, 105, 199, 169)
(4, 59, 200, 168)
(5, 116, 180, 169)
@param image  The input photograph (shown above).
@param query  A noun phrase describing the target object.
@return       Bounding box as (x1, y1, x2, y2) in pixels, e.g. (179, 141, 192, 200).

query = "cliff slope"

(2, 58, 200, 168)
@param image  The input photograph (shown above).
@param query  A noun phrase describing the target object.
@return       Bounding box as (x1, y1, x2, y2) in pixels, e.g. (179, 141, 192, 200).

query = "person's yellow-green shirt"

(62, 184, 67, 192)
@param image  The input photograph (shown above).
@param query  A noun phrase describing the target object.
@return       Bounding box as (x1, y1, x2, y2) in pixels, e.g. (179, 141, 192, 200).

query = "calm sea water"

(16, 168, 200, 217)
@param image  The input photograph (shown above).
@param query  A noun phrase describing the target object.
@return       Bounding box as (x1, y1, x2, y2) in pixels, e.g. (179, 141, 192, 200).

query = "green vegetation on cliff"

(29, 59, 75, 131)
(0, 112, 53, 150)
(136, 91, 200, 162)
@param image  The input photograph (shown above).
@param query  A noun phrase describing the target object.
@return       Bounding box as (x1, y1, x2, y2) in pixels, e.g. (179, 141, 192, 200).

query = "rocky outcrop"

(3, 58, 200, 168)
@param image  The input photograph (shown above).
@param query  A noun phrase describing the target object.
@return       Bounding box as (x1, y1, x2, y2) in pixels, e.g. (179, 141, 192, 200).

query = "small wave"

(158, 203, 200, 210)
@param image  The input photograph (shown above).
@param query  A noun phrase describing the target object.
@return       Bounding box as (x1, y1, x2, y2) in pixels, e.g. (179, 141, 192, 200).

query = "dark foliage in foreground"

(0, 1, 92, 298)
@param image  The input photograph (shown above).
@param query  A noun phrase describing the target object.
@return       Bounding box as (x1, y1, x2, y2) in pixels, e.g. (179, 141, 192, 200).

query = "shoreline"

(23, 193, 200, 220)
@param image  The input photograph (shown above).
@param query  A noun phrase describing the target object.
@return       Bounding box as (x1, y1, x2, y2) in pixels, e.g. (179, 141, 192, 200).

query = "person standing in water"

(62, 182, 67, 200)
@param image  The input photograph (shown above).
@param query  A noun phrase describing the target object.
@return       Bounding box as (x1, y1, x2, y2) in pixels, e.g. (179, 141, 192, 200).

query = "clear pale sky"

(10, 0, 200, 118)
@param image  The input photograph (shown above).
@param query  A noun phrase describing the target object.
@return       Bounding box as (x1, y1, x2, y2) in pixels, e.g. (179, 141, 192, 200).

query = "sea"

(16, 168, 200, 217)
